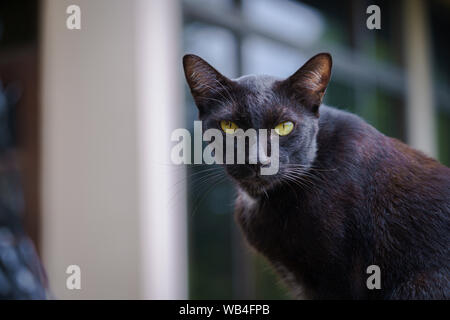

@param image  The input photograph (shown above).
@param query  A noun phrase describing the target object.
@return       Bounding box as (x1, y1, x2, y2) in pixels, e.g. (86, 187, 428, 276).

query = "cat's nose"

(249, 159, 271, 175)
(257, 151, 271, 170)
(259, 155, 271, 167)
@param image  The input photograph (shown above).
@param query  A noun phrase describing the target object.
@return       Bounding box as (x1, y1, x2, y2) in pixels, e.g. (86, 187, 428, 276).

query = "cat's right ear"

(183, 54, 232, 107)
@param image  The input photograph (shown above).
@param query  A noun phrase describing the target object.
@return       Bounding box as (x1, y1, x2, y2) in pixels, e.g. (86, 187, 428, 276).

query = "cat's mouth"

(226, 164, 280, 197)
(226, 164, 315, 197)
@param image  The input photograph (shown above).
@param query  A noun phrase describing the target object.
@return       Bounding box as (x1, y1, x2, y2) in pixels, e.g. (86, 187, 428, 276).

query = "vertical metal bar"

(230, 0, 256, 300)
(351, 0, 371, 116)
(402, 0, 437, 156)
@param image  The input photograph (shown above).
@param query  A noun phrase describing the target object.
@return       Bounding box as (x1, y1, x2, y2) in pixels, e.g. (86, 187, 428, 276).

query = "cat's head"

(183, 53, 332, 197)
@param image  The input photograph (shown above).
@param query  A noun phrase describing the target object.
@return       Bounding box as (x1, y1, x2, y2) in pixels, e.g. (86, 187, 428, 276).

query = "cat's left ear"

(283, 53, 332, 113)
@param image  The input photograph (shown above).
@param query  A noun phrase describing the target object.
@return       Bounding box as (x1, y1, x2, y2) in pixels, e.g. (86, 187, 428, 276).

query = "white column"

(40, 0, 187, 299)
(403, 0, 436, 156)
(135, 0, 188, 299)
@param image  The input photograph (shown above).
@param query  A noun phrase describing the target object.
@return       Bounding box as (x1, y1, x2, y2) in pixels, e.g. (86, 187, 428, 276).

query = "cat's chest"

(234, 193, 353, 299)
(235, 193, 316, 297)
(235, 192, 306, 259)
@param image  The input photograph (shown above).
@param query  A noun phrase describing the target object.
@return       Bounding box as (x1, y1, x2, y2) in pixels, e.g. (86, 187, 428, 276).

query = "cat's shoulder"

(317, 105, 382, 146)
(319, 105, 373, 132)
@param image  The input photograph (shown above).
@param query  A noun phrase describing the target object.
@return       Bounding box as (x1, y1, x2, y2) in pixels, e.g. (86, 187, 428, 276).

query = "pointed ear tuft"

(284, 53, 332, 113)
(182, 54, 231, 103)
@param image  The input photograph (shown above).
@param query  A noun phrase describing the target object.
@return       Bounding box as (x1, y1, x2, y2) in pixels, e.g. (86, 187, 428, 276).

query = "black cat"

(183, 53, 450, 299)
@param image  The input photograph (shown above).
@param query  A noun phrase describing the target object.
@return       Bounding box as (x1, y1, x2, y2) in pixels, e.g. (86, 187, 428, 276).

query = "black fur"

(183, 53, 450, 299)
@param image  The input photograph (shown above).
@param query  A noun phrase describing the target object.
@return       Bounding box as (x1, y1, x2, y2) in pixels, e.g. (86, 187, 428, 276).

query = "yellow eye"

(220, 120, 239, 134)
(274, 121, 294, 136)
